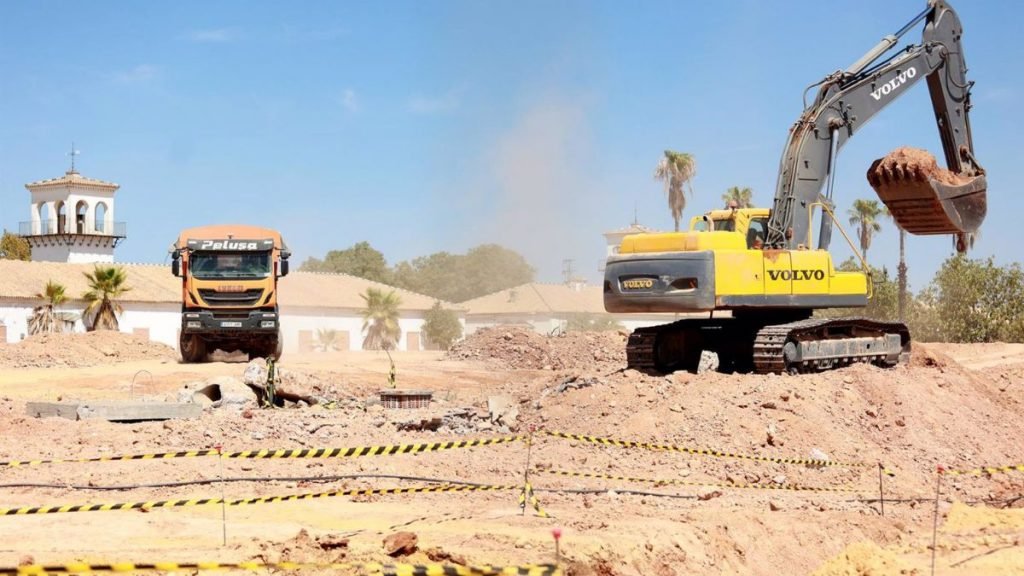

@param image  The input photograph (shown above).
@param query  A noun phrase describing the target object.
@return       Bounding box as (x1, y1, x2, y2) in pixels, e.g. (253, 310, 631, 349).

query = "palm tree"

(28, 280, 68, 335)
(847, 199, 884, 262)
(314, 328, 340, 352)
(721, 186, 754, 208)
(361, 288, 402, 350)
(83, 265, 131, 331)
(882, 206, 908, 322)
(654, 150, 697, 232)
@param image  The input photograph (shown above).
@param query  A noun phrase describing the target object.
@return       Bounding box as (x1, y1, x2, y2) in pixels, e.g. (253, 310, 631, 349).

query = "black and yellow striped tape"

(2, 561, 561, 575)
(945, 463, 1024, 477)
(544, 431, 871, 469)
(0, 436, 524, 468)
(0, 484, 520, 516)
(539, 468, 862, 493)
(518, 483, 550, 518)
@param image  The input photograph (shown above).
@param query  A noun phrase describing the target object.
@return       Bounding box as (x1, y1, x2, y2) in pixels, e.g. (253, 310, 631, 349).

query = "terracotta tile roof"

(0, 260, 452, 312)
(461, 283, 606, 316)
(25, 170, 119, 189)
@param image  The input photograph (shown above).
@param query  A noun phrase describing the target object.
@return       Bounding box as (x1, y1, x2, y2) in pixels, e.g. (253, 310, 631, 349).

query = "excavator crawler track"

(625, 317, 910, 375)
(753, 317, 910, 374)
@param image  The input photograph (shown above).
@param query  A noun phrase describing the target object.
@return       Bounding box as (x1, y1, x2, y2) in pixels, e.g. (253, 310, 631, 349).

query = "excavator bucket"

(867, 147, 987, 237)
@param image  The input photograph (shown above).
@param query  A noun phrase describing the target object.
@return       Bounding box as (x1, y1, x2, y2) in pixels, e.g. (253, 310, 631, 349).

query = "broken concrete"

(27, 401, 202, 422)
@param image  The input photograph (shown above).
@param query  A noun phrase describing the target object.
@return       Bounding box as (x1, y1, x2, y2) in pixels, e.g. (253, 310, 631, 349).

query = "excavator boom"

(764, 0, 986, 252)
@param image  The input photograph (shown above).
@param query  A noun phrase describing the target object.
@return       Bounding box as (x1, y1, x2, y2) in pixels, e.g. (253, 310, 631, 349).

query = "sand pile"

(0, 330, 178, 368)
(447, 325, 626, 370)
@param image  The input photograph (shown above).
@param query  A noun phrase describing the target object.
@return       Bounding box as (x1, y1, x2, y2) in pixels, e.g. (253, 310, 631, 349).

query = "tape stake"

(544, 430, 871, 469)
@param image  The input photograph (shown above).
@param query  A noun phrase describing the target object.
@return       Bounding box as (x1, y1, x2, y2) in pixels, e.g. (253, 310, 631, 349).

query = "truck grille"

(198, 289, 264, 307)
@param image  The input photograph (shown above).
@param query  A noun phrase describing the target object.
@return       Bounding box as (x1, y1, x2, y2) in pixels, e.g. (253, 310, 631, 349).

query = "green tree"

(721, 186, 754, 208)
(882, 206, 908, 321)
(921, 256, 1024, 343)
(0, 230, 30, 261)
(83, 265, 130, 331)
(300, 241, 391, 283)
(361, 287, 402, 350)
(422, 301, 463, 350)
(565, 313, 624, 332)
(847, 199, 884, 262)
(28, 280, 68, 335)
(654, 150, 697, 232)
(392, 244, 534, 302)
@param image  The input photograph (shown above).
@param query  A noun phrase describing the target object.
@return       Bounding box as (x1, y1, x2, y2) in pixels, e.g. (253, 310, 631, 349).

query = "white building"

(21, 167, 125, 263)
(461, 282, 683, 336)
(0, 260, 462, 353)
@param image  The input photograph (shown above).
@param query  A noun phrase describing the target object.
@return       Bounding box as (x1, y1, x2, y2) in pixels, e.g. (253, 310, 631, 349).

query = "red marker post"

(552, 527, 563, 564)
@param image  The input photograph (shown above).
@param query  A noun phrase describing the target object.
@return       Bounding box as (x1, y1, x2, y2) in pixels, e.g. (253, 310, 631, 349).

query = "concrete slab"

(26, 401, 203, 422)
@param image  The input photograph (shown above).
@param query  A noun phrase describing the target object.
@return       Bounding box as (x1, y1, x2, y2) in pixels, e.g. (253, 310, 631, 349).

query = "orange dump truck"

(170, 224, 290, 363)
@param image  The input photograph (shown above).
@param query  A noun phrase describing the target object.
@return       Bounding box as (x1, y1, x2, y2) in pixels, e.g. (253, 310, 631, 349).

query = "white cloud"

(111, 64, 158, 84)
(188, 28, 237, 43)
(408, 86, 465, 114)
(340, 88, 359, 113)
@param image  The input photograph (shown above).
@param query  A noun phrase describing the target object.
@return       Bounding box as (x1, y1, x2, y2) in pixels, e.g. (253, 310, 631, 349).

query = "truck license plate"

(221, 321, 243, 328)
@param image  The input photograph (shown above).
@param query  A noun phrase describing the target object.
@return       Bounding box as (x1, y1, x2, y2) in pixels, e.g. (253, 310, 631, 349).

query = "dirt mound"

(0, 331, 178, 368)
(447, 325, 626, 370)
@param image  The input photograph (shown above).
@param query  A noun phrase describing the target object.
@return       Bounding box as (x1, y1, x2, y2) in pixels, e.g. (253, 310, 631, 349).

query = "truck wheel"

(180, 334, 208, 363)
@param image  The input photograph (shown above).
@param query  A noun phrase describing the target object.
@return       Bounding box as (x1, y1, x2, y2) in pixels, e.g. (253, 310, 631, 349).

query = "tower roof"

(26, 169, 119, 190)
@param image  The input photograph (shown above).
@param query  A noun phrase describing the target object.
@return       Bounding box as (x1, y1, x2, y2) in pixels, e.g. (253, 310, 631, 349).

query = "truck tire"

(180, 334, 208, 363)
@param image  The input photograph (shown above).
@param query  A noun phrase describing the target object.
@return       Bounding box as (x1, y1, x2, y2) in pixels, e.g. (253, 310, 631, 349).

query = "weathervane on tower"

(67, 142, 80, 174)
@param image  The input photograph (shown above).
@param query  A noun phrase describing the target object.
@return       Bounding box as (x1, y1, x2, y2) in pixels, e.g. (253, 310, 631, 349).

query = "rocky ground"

(0, 327, 1021, 575)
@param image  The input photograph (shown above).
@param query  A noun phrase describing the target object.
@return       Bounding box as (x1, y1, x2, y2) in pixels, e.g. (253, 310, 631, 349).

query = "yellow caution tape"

(945, 464, 1024, 477)
(518, 483, 550, 518)
(544, 430, 872, 469)
(539, 468, 863, 493)
(0, 436, 524, 468)
(0, 484, 520, 516)
(2, 562, 561, 575)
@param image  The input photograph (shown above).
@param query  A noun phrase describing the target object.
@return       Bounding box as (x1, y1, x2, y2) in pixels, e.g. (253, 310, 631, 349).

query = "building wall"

(465, 312, 684, 336)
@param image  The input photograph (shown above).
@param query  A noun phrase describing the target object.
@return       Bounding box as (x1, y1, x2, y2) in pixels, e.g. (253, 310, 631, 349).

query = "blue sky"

(0, 0, 1019, 292)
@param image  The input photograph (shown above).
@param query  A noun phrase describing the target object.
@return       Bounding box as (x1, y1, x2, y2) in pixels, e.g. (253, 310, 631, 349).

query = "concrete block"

(27, 401, 202, 422)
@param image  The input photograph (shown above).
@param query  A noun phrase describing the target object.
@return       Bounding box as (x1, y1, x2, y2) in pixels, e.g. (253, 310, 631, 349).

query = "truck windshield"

(190, 251, 271, 279)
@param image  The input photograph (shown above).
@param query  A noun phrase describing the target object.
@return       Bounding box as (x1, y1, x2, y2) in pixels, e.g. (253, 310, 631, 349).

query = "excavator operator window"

(714, 218, 735, 232)
(747, 218, 768, 249)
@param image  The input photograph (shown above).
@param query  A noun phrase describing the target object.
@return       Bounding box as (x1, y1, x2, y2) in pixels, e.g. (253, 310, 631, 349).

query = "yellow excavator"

(604, 0, 986, 374)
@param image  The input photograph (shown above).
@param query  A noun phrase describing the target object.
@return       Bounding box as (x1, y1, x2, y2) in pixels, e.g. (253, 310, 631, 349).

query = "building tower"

(20, 156, 126, 263)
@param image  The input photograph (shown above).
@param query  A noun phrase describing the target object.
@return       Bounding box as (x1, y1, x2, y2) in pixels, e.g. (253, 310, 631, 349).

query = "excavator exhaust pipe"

(867, 147, 986, 250)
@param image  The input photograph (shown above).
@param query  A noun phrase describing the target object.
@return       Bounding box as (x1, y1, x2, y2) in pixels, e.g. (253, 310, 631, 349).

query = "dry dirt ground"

(0, 328, 1021, 575)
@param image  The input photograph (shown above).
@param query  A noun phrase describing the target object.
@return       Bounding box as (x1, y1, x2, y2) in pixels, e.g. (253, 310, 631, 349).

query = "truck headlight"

(260, 321, 276, 328)
(187, 321, 201, 329)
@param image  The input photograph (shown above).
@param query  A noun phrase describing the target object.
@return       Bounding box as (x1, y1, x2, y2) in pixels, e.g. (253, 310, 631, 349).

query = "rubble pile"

(447, 326, 627, 370)
(0, 331, 178, 368)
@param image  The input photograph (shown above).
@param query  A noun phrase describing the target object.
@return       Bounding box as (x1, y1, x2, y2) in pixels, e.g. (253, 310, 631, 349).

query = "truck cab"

(171, 225, 290, 363)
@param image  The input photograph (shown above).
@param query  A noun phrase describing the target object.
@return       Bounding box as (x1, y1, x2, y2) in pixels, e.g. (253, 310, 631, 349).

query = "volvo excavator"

(604, 0, 987, 374)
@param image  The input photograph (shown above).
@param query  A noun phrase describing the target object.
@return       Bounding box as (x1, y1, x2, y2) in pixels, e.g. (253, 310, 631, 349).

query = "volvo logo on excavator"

(870, 67, 917, 100)
(622, 278, 656, 290)
(768, 269, 826, 281)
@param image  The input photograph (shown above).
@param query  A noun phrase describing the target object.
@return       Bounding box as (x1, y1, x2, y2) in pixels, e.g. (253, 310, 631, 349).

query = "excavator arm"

(764, 0, 986, 252)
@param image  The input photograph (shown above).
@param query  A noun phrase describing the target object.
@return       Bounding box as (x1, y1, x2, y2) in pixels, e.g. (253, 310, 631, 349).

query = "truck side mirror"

(280, 259, 289, 277)
(171, 259, 180, 277)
